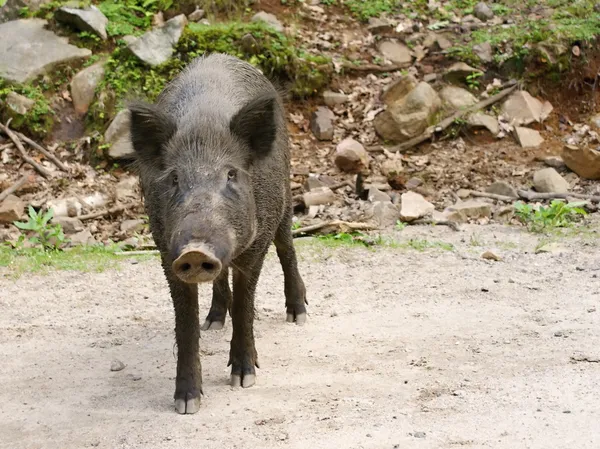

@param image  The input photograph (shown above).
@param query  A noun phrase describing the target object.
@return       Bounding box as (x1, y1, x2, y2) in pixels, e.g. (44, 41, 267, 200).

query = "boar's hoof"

(286, 305, 307, 326)
(201, 318, 224, 331)
(174, 396, 201, 414)
(231, 373, 256, 388)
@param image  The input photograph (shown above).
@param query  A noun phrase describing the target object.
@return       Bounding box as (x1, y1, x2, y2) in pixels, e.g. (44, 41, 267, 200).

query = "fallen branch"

(292, 220, 378, 236)
(78, 206, 126, 221)
(467, 190, 516, 202)
(411, 218, 462, 232)
(387, 82, 518, 153)
(340, 62, 411, 74)
(517, 190, 600, 203)
(0, 172, 33, 203)
(15, 131, 68, 172)
(1, 122, 52, 179)
(330, 180, 353, 191)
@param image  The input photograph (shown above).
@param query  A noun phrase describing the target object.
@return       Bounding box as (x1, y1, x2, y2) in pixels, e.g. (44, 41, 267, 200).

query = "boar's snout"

(172, 244, 222, 284)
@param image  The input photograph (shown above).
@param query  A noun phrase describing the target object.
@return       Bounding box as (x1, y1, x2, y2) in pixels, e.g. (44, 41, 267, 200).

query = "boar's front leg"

(162, 258, 203, 414)
(228, 247, 268, 388)
(201, 268, 232, 331)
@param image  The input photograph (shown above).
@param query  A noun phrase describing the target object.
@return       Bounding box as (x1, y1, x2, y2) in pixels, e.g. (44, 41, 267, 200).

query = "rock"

(46, 198, 83, 217)
(473, 2, 494, 21)
(1, 0, 50, 23)
(240, 33, 259, 55)
(443, 62, 482, 85)
(562, 145, 600, 180)
(501, 91, 553, 126)
(374, 82, 442, 142)
(412, 432, 427, 439)
(334, 138, 368, 173)
(514, 127, 544, 148)
(323, 91, 348, 107)
(52, 216, 84, 234)
(303, 187, 335, 206)
(128, 14, 187, 66)
(105, 110, 134, 159)
(380, 158, 403, 177)
(445, 201, 492, 223)
(378, 40, 413, 65)
(399, 191, 434, 222)
(381, 75, 418, 104)
(304, 175, 326, 191)
(367, 17, 393, 34)
(115, 176, 139, 200)
(406, 177, 422, 190)
(251, 11, 284, 32)
(188, 8, 205, 22)
(540, 155, 566, 169)
(310, 107, 335, 141)
(6, 92, 35, 115)
(533, 168, 569, 193)
(54, 5, 108, 40)
(372, 201, 399, 227)
(120, 219, 145, 233)
(70, 61, 105, 115)
(473, 42, 493, 62)
(110, 360, 126, 372)
(486, 181, 517, 198)
(436, 35, 453, 50)
(481, 250, 501, 261)
(467, 112, 499, 135)
(439, 85, 477, 110)
(494, 206, 514, 223)
(591, 114, 600, 129)
(0, 194, 24, 223)
(368, 188, 391, 203)
(0, 19, 91, 83)
(69, 229, 96, 246)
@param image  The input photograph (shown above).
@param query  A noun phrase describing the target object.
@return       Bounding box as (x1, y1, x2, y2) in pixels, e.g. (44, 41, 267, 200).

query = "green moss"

(0, 82, 55, 138)
(344, 0, 402, 21)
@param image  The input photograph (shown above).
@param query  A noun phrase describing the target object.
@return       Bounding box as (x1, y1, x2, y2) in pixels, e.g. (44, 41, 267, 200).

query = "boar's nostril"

(181, 263, 192, 272)
(201, 262, 215, 271)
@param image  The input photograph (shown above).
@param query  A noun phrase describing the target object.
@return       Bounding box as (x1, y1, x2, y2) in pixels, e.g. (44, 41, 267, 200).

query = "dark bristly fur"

(128, 53, 307, 414)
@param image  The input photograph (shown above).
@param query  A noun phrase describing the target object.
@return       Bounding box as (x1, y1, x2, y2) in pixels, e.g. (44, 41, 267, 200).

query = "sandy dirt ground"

(1, 224, 600, 449)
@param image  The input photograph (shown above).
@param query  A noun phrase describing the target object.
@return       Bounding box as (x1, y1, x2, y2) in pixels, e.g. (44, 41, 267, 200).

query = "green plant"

(0, 82, 55, 137)
(344, 0, 400, 21)
(466, 71, 483, 90)
(514, 200, 587, 233)
(12, 207, 67, 251)
(395, 220, 406, 231)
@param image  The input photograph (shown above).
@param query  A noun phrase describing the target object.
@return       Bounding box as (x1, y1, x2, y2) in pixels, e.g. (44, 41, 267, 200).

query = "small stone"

(380, 158, 403, 178)
(494, 206, 514, 223)
(0, 194, 24, 223)
(251, 11, 284, 32)
(5, 92, 35, 115)
(334, 138, 369, 173)
(105, 110, 134, 159)
(406, 177, 422, 190)
(368, 187, 391, 203)
(412, 431, 426, 439)
(436, 35, 453, 50)
(467, 112, 499, 135)
(445, 201, 492, 223)
(323, 91, 348, 108)
(399, 191, 434, 222)
(52, 216, 84, 234)
(378, 40, 413, 65)
(69, 229, 96, 246)
(303, 187, 335, 206)
(540, 155, 566, 169)
(372, 201, 400, 227)
(128, 14, 187, 66)
(115, 176, 139, 200)
(54, 5, 108, 40)
(310, 107, 335, 141)
(70, 61, 105, 115)
(473, 42, 493, 63)
(562, 145, 600, 180)
(240, 33, 259, 55)
(110, 360, 126, 372)
(443, 62, 482, 85)
(456, 189, 471, 199)
(481, 250, 501, 261)
(502, 91, 553, 126)
(367, 17, 393, 34)
(120, 219, 145, 233)
(439, 85, 477, 111)
(452, 390, 466, 397)
(486, 181, 517, 198)
(514, 127, 544, 148)
(473, 2, 494, 21)
(533, 168, 569, 193)
(188, 8, 205, 22)
(591, 113, 600, 129)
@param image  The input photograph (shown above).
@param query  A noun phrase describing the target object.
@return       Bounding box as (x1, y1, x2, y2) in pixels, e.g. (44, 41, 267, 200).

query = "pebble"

(110, 359, 126, 371)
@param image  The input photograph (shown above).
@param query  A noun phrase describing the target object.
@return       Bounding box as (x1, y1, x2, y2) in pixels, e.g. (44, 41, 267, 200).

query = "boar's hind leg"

(274, 211, 308, 325)
(228, 247, 269, 388)
(201, 268, 232, 331)
(163, 260, 203, 414)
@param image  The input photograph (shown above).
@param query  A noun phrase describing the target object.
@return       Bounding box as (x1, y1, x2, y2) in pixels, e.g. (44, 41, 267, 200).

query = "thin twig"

(1, 122, 52, 179)
(0, 172, 33, 203)
(340, 62, 411, 74)
(292, 220, 378, 236)
(78, 206, 126, 221)
(15, 131, 68, 172)
(468, 190, 516, 202)
(387, 82, 518, 153)
(517, 190, 600, 203)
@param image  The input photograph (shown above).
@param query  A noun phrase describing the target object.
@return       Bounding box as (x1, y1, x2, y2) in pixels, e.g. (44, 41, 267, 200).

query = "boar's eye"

(172, 173, 179, 186)
(227, 169, 237, 181)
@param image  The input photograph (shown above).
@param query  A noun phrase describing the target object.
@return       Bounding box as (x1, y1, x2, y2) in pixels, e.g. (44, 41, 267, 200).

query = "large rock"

(562, 145, 600, 180)
(474, 2, 494, 21)
(54, 5, 108, 40)
(0, 194, 24, 223)
(378, 40, 413, 65)
(381, 75, 418, 104)
(514, 127, 544, 148)
(334, 138, 369, 173)
(70, 61, 105, 115)
(502, 91, 553, 126)
(374, 81, 442, 142)
(444, 200, 492, 223)
(467, 112, 499, 135)
(372, 201, 400, 227)
(443, 62, 482, 85)
(399, 191, 434, 222)
(533, 168, 569, 193)
(251, 11, 283, 32)
(439, 85, 477, 110)
(310, 106, 335, 141)
(486, 181, 517, 198)
(128, 14, 187, 66)
(105, 110, 134, 159)
(0, 19, 91, 83)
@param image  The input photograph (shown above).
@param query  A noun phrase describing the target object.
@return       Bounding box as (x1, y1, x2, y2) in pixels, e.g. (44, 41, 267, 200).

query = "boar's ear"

(128, 101, 176, 163)
(229, 93, 277, 159)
